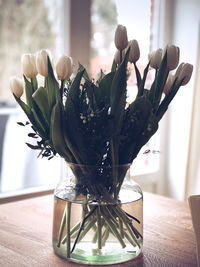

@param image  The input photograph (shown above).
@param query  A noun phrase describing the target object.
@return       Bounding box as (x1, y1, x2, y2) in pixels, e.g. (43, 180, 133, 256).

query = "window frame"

(0, 0, 170, 201)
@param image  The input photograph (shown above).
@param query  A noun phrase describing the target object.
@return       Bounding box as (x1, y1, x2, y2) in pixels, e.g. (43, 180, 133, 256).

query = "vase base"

(53, 241, 142, 265)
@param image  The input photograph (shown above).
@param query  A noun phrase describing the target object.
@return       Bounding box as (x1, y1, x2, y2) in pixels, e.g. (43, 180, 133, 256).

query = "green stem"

(60, 79, 64, 102)
(119, 217, 124, 239)
(102, 226, 110, 247)
(120, 50, 122, 64)
(71, 206, 97, 253)
(100, 207, 126, 248)
(92, 229, 98, 244)
(114, 206, 140, 248)
(62, 221, 81, 244)
(57, 207, 66, 247)
(97, 207, 102, 249)
(78, 217, 97, 243)
(124, 232, 137, 247)
(110, 139, 118, 199)
(66, 202, 71, 258)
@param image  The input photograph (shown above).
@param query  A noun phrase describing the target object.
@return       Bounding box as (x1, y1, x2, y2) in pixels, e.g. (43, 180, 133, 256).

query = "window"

(90, 0, 161, 182)
(0, 0, 63, 197)
(0, 0, 163, 199)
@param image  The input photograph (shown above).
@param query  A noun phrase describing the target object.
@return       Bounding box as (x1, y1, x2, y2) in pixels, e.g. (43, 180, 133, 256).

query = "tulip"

(10, 76, 24, 98)
(114, 49, 125, 64)
(176, 63, 193, 86)
(56, 55, 73, 80)
(36, 49, 51, 77)
(21, 54, 38, 78)
(129, 40, 140, 63)
(167, 45, 180, 70)
(174, 62, 185, 80)
(163, 74, 174, 94)
(149, 48, 163, 69)
(114, 25, 128, 50)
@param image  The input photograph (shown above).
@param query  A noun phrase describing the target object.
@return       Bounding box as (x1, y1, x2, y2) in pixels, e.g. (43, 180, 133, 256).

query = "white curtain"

(185, 29, 200, 198)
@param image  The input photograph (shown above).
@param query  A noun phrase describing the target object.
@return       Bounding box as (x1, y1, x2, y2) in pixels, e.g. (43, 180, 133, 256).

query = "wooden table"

(0, 192, 197, 267)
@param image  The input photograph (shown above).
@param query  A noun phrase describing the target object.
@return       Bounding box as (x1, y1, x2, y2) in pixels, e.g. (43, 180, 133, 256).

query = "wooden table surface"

(0, 192, 197, 267)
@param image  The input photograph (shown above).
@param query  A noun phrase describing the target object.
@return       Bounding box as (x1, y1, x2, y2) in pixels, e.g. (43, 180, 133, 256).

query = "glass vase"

(52, 163, 143, 265)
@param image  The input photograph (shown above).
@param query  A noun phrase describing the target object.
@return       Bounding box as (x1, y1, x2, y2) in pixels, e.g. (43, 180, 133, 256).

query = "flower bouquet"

(10, 24, 193, 264)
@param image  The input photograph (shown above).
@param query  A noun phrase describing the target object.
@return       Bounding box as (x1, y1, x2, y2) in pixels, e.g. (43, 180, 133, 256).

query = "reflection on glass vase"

(52, 163, 143, 265)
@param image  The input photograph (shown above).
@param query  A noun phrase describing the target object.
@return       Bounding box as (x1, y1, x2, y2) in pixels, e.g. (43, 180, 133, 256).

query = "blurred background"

(0, 0, 199, 201)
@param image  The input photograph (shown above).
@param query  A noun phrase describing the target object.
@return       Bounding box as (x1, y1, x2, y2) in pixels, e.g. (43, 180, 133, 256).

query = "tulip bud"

(174, 62, 185, 79)
(129, 39, 140, 63)
(36, 49, 51, 77)
(149, 48, 163, 69)
(167, 45, 180, 70)
(21, 54, 38, 78)
(56, 55, 73, 80)
(114, 49, 125, 64)
(114, 24, 128, 50)
(10, 76, 24, 98)
(176, 63, 193, 86)
(163, 74, 174, 94)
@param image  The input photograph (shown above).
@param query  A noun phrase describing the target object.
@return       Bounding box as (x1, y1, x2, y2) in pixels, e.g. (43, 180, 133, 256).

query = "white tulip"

(129, 40, 140, 63)
(174, 62, 185, 79)
(21, 54, 38, 78)
(176, 63, 193, 86)
(36, 49, 51, 77)
(149, 48, 163, 69)
(167, 45, 180, 70)
(56, 55, 73, 80)
(114, 49, 125, 64)
(114, 25, 128, 50)
(163, 74, 174, 94)
(10, 76, 24, 98)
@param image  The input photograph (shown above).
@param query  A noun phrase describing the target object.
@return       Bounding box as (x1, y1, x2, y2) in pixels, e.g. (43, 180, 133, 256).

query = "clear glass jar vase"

(52, 163, 143, 265)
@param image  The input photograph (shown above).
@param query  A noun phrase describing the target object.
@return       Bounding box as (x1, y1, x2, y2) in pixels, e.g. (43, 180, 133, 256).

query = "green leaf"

(32, 77, 38, 92)
(26, 143, 40, 150)
(65, 69, 84, 113)
(134, 62, 142, 90)
(131, 97, 153, 136)
(13, 94, 47, 139)
(156, 78, 183, 121)
(110, 47, 130, 134)
(64, 69, 89, 163)
(111, 59, 117, 72)
(78, 63, 90, 82)
(31, 102, 49, 134)
(119, 97, 153, 164)
(98, 72, 115, 105)
(32, 86, 50, 122)
(23, 75, 34, 107)
(50, 102, 72, 161)
(46, 56, 59, 112)
(137, 62, 150, 98)
(13, 93, 32, 119)
(148, 50, 168, 108)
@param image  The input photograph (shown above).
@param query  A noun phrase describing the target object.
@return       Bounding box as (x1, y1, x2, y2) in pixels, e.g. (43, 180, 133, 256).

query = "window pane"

(90, 0, 160, 175)
(0, 0, 62, 194)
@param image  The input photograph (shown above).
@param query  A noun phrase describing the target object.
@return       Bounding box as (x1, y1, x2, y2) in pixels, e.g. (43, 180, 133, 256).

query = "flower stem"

(97, 207, 102, 249)
(114, 206, 140, 248)
(57, 207, 66, 248)
(71, 206, 97, 253)
(66, 202, 71, 258)
(100, 207, 126, 248)
(60, 79, 64, 102)
(102, 226, 110, 247)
